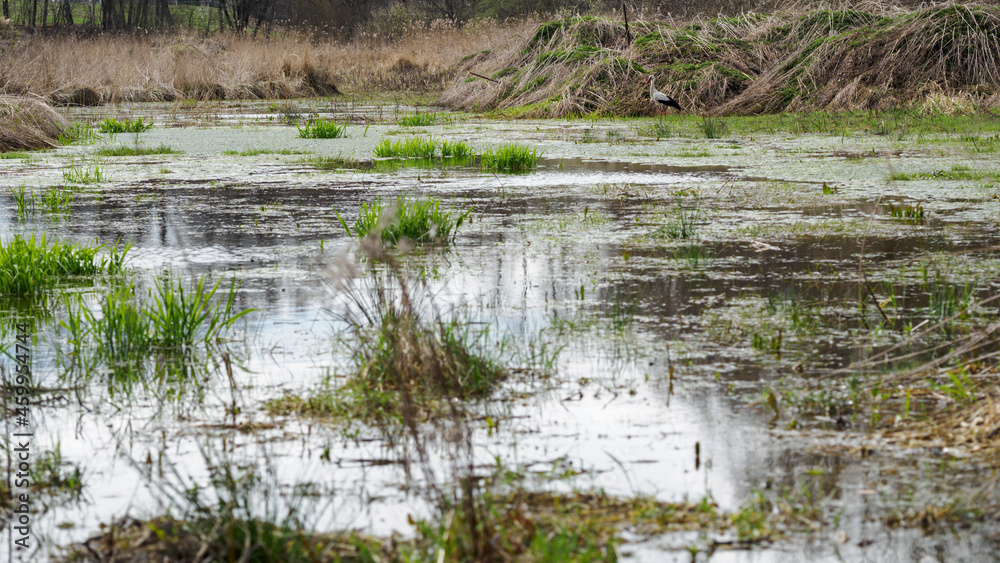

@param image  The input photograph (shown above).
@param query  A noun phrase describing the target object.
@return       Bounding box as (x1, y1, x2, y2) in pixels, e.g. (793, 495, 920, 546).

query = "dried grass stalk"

(883, 384, 1000, 456)
(0, 26, 514, 104)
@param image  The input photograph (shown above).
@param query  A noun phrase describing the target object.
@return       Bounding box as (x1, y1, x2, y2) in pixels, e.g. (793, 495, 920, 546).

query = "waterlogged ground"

(3, 100, 1000, 561)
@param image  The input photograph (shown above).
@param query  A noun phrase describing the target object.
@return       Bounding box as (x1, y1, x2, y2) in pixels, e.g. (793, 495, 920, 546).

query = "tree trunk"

(58, 0, 73, 25)
(155, 0, 171, 30)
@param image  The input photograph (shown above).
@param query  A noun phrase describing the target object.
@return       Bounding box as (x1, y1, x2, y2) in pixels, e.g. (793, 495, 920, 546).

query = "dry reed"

(0, 95, 68, 151)
(442, 3, 1000, 116)
(882, 382, 1000, 457)
(0, 25, 514, 104)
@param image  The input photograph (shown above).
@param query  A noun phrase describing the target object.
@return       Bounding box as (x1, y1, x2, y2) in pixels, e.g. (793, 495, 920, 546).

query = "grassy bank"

(0, 25, 519, 105)
(442, 3, 1000, 116)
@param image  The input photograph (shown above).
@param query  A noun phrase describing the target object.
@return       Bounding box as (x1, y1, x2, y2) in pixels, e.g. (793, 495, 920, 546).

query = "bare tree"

(416, 0, 475, 25)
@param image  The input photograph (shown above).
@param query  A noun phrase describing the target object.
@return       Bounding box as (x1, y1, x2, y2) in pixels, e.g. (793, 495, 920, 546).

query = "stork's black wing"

(653, 92, 681, 110)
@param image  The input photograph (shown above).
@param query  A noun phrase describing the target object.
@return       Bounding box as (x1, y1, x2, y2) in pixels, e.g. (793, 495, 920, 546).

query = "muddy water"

(3, 101, 1000, 561)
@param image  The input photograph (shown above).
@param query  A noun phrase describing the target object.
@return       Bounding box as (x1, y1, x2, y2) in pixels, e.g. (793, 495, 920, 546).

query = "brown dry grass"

(0, 95, 68, 151)
(0, 25, 515, 105)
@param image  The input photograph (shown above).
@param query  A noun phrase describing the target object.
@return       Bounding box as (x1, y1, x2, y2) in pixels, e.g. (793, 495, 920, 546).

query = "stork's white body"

(644, 75, 681, 112)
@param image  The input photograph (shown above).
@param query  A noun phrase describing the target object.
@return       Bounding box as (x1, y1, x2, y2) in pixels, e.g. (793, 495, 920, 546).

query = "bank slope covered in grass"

(442, 4, 1000, 116)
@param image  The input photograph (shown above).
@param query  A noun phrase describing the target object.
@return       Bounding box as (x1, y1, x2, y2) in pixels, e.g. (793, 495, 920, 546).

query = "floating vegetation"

(480, 142, 542, 171)
(890, 166, 993, 182)
(0, 234, 127, 295)
(296, 118, 347, 139)
(299, 155, 371, 171)
(337, 194, 472, 245)
(223, 148, 312, 156)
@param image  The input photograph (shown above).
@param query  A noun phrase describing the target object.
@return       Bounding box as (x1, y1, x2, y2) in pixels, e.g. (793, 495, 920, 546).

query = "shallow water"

(3, 101, 1000, 561)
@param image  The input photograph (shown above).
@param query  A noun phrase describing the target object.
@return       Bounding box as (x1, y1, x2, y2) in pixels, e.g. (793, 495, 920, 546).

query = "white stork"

(644, 75, 681, 117)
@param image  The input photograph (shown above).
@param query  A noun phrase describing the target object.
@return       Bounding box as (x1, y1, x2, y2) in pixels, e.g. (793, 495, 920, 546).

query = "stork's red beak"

(644, 76, 651, 85)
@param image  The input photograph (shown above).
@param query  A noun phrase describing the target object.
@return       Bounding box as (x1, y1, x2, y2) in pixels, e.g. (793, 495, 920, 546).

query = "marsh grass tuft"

(654, 202, 704, 239)
(700, 116, 728, 139)
(10, 184, 35, 218)
(36, 185, 74, 215)
(374, 136, 438, 158)
(961, 133, 1000, 153)
(67, 450, 385, 562)
(58, 121, 98, 145)
(674, 242, 710, 269)
(885, 202, 925, 224)
(0, 234, 124, 295)
(63, 159, 109, 184)
(30, 445, 84, 501)
(373, 136, 472, 162)
(440, 139, 471, 158)
(296, 118, 347, 139)
(61, 273, 251, 384)
(636, 122, 672, 139)
(98, 117, 152, 134)
(97, 144, 180, 157)
(339, 194, 472, 245)
(307, 302, 507, 423)
(396, 112, 441, 126)
(480, 142, 542, 171)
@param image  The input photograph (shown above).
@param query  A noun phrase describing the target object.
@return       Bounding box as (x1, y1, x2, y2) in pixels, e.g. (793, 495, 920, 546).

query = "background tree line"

(0, 0, 929, 35)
